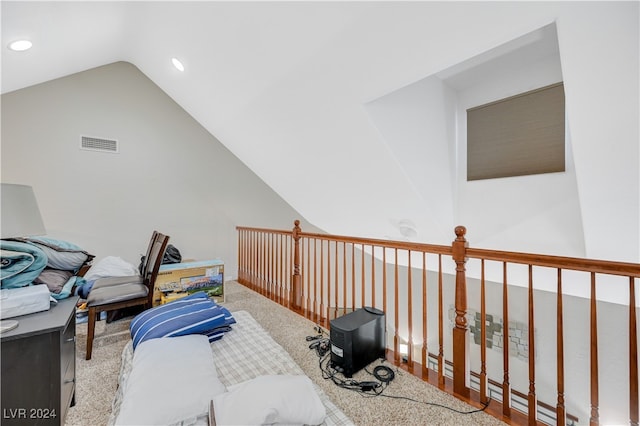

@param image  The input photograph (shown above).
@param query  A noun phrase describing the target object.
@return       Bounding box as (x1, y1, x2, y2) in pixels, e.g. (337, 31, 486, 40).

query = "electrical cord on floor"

(370, 390, 491, 414)
(305, 329, 490, 416)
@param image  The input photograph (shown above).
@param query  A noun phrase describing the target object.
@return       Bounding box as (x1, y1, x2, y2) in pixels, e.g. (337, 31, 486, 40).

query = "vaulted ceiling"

(3, 1, 464, 242)
(2, 2, 638, 265)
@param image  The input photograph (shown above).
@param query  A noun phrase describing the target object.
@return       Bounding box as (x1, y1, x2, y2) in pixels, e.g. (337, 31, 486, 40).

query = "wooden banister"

(236, 221, 640, 426)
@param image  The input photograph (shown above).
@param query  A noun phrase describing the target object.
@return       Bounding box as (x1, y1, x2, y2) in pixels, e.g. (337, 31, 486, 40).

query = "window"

(466, 82, 565, 181)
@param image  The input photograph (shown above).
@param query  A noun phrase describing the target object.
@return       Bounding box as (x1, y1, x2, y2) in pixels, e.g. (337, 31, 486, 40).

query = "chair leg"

(86, 306, 97, 360)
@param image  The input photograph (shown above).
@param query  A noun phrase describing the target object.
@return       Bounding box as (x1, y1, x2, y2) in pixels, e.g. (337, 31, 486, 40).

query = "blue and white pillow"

(130, 292, 235, 349)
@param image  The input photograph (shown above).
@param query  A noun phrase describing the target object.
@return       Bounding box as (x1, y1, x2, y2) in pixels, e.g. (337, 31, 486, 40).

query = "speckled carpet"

(67, 281, 505, 425)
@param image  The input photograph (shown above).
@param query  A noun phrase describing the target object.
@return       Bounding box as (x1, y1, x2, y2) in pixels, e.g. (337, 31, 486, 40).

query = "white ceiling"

(3, 1, 464, 242)
(3, 1, 638, 260)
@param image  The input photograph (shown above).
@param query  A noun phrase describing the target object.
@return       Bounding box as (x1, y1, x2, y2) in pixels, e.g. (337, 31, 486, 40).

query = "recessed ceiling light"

(8, 40, 32, 52)
(171, 57, 185, 72)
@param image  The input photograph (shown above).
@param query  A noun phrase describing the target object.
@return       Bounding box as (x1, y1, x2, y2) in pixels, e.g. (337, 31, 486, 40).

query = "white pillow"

(115, 334, 226, 425)
(212, 375, 326, 425)
(83, 256, 139, 281)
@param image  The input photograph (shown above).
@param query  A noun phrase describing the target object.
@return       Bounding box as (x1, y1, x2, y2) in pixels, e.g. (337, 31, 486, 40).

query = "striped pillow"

(130, 295, 232, 349)
(178, 291, 236, 328)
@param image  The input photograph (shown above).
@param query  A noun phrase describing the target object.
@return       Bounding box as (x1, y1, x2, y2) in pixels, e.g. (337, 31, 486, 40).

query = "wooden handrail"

(236, 221, 640, 426)
(466, 247, 640, 276)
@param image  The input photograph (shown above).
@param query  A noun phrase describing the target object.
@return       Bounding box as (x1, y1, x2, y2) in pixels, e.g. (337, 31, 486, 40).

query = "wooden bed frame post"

(292, 220, 303, 311)
(452, 226, 470, 398)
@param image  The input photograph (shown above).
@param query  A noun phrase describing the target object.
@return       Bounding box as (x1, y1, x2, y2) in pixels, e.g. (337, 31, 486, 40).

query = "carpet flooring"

(67, 281, 506, 425)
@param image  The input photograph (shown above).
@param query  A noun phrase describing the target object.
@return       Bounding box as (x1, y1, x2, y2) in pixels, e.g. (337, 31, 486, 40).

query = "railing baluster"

(262, 231, 267, 294)
(342, 242, 347, 317)
(313, 238, 318, 322)
(351, 243, 355, 313)
(480, 259, 488, 404)
(394, 248, 400, 364)
(270, 233, 274, 299)
(503, 261, 511, 416)
(278, 233, 282, 303)
(557, 268, 566, 426)
(371, 245, 376, 308)
(253, 231, 258, 291)
(590, 272, 599, 425)
(308, 238, 313, 318)
(302, 236, 307, 315)
(320, 240, 325, 322)
(361, 244, 366, 308)
(630, 277, 639, 426)
(282, 234, 288, 309)
(438, 254, 444, 387)
(334, 242, 339, 319)
(408, 250, 413, 367)
(326, 240, 331, 321)
(528, 264, 537, 425)
(422, 252, 428, 378)
(383, 248, 387, 317)
(276, 232, 280, 299)
(237, 229, 241, 282)
(284, 233, 289, 304)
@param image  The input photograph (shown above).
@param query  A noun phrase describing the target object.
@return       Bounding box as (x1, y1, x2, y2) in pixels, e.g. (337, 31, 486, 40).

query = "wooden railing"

(237, 221, 640, 426)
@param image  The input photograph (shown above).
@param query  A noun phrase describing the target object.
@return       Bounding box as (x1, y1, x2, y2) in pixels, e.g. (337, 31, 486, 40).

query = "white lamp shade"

(1, 183, 46, 238)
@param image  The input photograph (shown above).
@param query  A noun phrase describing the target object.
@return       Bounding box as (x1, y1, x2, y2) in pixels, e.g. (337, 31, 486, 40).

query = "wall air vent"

(80, 135, 119, 153)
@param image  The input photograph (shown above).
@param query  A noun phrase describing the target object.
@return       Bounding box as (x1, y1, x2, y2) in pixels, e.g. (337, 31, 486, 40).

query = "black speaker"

(329, 307, 385, 377)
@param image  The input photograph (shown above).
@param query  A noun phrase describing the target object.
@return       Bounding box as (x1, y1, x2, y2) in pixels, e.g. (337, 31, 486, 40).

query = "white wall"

(0, 62, 310, 277)
(365, 76, 457, 243)
(192, 2, 638, 275)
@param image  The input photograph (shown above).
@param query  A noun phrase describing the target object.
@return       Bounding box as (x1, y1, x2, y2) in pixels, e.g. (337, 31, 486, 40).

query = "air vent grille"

(80, 136, 119, 153)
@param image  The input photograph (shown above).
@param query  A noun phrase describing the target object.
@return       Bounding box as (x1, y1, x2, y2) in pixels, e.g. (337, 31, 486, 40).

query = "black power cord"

(305, 329, 490, 416)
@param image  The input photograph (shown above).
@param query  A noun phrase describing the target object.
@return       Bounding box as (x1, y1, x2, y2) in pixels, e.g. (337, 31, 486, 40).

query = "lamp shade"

(1, 183, 46, 238)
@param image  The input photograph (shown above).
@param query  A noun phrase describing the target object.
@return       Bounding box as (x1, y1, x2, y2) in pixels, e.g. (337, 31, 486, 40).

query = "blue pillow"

(129, 293, 236, 349)
(130, 298, 225, 349)
(163, 292, 236, 327)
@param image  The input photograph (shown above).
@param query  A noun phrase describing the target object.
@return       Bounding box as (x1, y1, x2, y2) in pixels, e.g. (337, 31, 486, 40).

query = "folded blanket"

(0, 240, 47, 289)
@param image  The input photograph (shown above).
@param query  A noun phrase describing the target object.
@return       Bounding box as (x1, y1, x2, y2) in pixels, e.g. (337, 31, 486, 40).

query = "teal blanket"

(0, 240, 48, 289)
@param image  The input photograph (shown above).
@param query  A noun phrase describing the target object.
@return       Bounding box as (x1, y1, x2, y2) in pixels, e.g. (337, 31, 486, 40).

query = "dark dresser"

(1, 296, 78, 425)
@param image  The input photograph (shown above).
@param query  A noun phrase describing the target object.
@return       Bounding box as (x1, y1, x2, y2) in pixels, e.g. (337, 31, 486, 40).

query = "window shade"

(467, 82, 565, 181)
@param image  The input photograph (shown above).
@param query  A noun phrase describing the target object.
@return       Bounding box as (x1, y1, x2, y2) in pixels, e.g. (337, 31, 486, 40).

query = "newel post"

(452, 226, 470, 398)
(292, 220, 303, 311)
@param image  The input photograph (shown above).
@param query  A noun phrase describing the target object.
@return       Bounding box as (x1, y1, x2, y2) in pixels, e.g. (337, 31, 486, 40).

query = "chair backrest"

(139, 230, 159, 277)
(144, 232, 170, 306)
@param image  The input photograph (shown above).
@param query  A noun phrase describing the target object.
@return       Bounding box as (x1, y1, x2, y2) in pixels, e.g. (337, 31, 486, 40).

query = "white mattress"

(108, 310, 352, 425)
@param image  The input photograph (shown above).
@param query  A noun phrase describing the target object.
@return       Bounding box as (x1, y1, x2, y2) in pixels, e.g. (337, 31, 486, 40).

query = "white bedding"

(108, 310, 352, 425)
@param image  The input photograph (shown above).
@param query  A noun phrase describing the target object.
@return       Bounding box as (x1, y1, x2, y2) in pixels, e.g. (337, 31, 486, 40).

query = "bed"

(108, 310, 353, 425)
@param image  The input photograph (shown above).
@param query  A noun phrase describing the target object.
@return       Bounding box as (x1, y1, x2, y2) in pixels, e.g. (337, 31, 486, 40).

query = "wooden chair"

(88, 230, 159, 289)
(85, 232, 169, 360)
